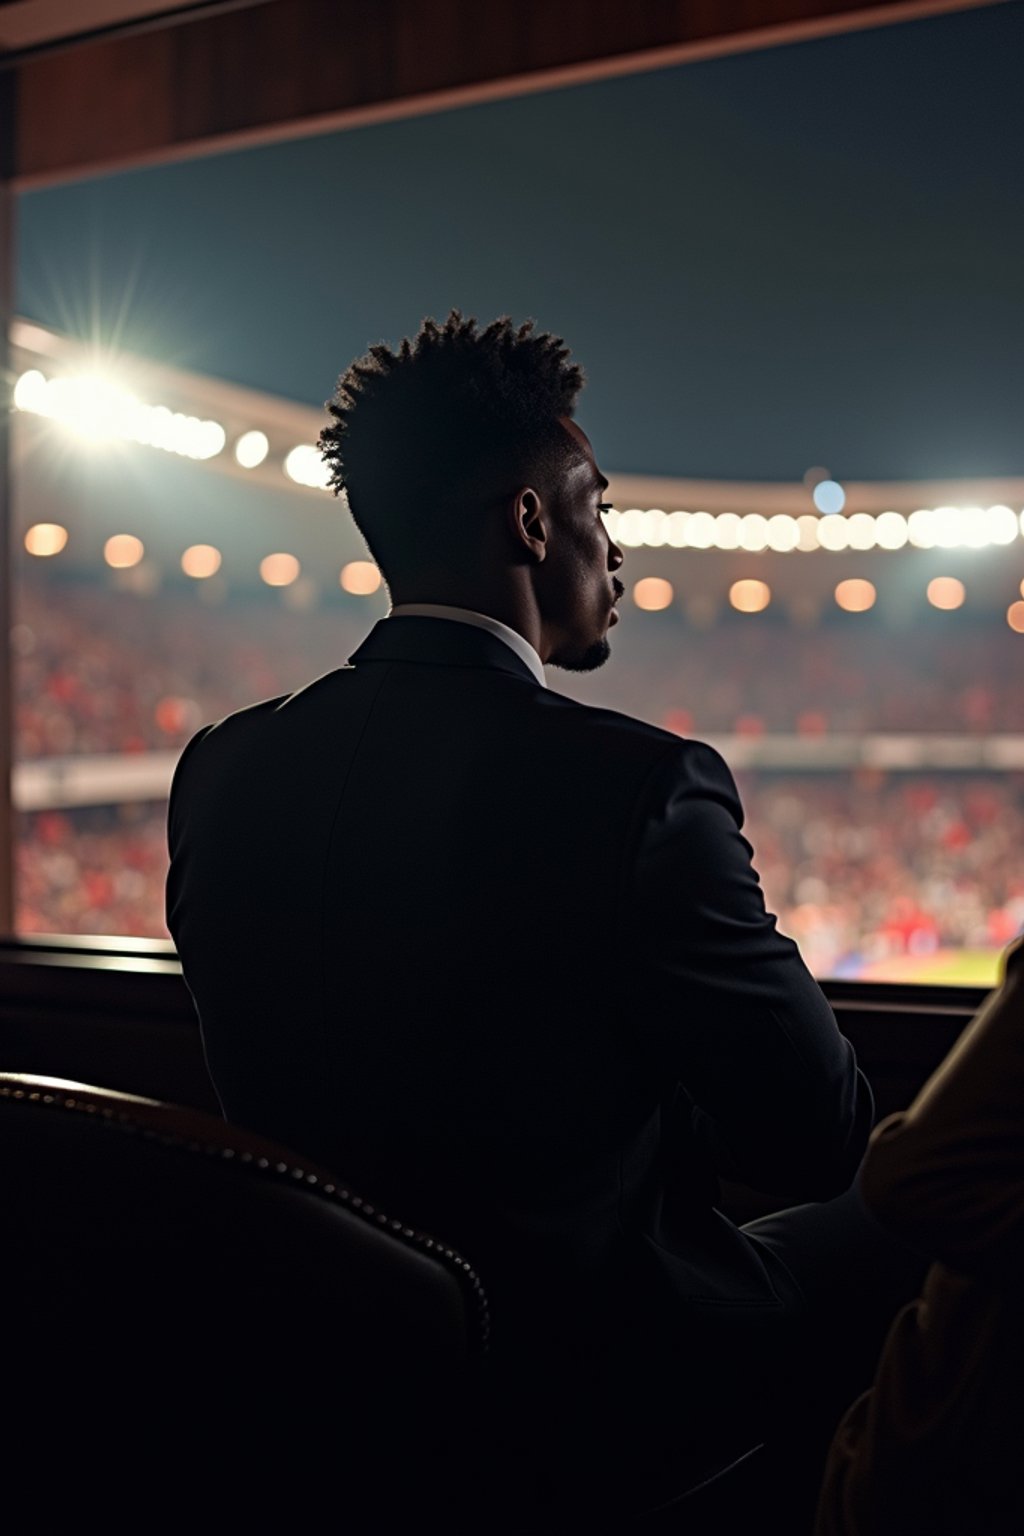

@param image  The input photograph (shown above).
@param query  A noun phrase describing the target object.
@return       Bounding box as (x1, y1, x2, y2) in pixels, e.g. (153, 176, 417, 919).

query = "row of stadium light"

(22, 521, 1024, 630)
(13, 369, 228, 461)
(12, 368, 331, 486)
(22, 523, 383, 593)
(636, 576, 1024, 630)
(601, 506, 1024, 552)
(14, 372, 1024, 554)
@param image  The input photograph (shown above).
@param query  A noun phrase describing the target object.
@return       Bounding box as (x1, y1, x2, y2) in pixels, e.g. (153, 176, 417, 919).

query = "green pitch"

(854, 949, 1002, 987)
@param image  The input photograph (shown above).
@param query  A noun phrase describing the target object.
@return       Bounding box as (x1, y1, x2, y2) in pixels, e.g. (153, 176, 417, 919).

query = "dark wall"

(0, 938, 986, 1230)
(0, 938, 219, 1112)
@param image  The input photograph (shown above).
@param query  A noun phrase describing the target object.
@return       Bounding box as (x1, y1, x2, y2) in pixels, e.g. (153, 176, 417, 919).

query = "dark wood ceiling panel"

(9, 0, 1006, 185)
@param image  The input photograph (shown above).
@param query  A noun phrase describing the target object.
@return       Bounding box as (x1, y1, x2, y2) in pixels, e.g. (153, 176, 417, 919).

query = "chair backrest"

(0, 1070, 489, 1351)
(1, 1072, 491, 1519)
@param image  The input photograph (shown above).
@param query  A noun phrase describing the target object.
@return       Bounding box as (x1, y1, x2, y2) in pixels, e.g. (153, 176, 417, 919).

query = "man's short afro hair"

(318, 310, 585, 573)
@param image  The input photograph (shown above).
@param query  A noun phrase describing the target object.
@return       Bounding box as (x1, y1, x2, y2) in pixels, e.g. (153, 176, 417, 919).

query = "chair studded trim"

(0, 1076, 490, 1355)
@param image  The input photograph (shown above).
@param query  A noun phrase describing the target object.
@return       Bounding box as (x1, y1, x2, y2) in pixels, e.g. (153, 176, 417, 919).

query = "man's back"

(168, 615, 871, 1340)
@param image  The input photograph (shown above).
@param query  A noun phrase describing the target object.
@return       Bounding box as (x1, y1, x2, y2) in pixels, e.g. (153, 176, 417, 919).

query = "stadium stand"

(14, 578, 1024, 980)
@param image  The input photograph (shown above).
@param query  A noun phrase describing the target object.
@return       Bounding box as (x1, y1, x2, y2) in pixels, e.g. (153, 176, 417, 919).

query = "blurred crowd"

(14, 579, 367, 758)
(14, 577, 1024, 756)
(16, 773, 1024, 976)
(738, 771, 1024, 976)
(14, 577, 1024, 970)
(566, 616, 1024, 736)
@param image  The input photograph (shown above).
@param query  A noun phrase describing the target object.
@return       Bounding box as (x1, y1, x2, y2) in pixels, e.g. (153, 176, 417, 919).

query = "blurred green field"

(851, 949, 1002, 986)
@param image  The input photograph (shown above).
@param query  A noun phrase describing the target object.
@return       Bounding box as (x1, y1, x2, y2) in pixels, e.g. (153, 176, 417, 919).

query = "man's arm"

(625, 739, 873, 1199)
(859, 938, 1024, 1279)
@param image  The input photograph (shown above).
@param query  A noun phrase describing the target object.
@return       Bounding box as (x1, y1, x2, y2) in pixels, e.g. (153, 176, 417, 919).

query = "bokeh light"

(284, 444, 330, 490)
(847, 514, 876, 551)
(685, 512, 715, 549)
(711, 513, 742, 550)
(739, 514, 769, 552)
(729, 579, 771, 613)
(766, 515, 800, 552)
(982, 505, 1017, 545)
(1007, 601, 1024, 634)
(340, 560, 382, 595)
(796, 516, 820, 552)
(181, 544, 222, 579)
(24, 522, 68, 557)
(927, 577, 965, 610)
(817, 517, 851, 552)
(615, 509, 645, 547)
(633, 576, 674, 611)
(665, 511, 690, 548)
(834, 578, 876, 612)
(15, 368, 224, 459)
(234, 430, 269, 469)
(875, 512, 909, 550)
(641, 509, 666, 547)
(813, 480, 846, 515)
(260, 552, 300, 586)
(104, 534, 144, 569)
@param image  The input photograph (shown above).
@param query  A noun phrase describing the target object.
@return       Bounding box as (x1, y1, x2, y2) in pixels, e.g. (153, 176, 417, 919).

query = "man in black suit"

(167, 313, 905, 1504)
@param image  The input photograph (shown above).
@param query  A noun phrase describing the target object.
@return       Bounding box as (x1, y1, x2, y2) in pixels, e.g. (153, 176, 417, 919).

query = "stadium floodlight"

(984, 505, 1018, 545)
(907, 509, 936, 549)
(14, 370, 47, 412)
(930, 506, 970, 548)
(712, 513, 743, 550)
(817, 516, 851, 552)
(234, 430, 270, 469)
(875, 512, 909, 549)
(686, 512, 716, 549)
(739, 514, 770, 552)
(959, 507, 990, 550)
(845, 513, 875, 551)
(665, 512, 690, 547)
(13, 367, 225, 460)
(766, 515, 800, 552)
(796, 516, 820, 552)
(283, 444, 331, 490)
(615, 508, 646, 547)
(642, 509, 667, 547)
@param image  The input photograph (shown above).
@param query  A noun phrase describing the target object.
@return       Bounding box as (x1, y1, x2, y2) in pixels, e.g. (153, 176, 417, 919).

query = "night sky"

(16, 2, 1024, 482)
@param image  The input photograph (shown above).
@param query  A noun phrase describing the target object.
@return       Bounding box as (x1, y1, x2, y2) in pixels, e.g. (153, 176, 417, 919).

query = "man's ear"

(509, 487, 547, 563)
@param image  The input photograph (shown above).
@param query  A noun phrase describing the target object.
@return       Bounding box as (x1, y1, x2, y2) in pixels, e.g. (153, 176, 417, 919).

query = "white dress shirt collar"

(389, 603, 546, 687)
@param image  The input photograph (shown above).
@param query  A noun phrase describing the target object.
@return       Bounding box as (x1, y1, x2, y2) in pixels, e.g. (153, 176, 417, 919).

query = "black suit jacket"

(167, 616, 872, 1345)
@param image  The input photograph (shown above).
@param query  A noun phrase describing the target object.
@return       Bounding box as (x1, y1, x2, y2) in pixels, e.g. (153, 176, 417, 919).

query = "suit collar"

(349, 615, 541, 685)
(390, 603, 546, 684)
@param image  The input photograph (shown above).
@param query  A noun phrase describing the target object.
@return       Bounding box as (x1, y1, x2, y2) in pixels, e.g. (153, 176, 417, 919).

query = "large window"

(11, 4, 1024, 983)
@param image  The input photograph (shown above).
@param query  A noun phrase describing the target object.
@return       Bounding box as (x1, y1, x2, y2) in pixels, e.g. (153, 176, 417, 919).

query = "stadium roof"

(12, 1, 1024, 485)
